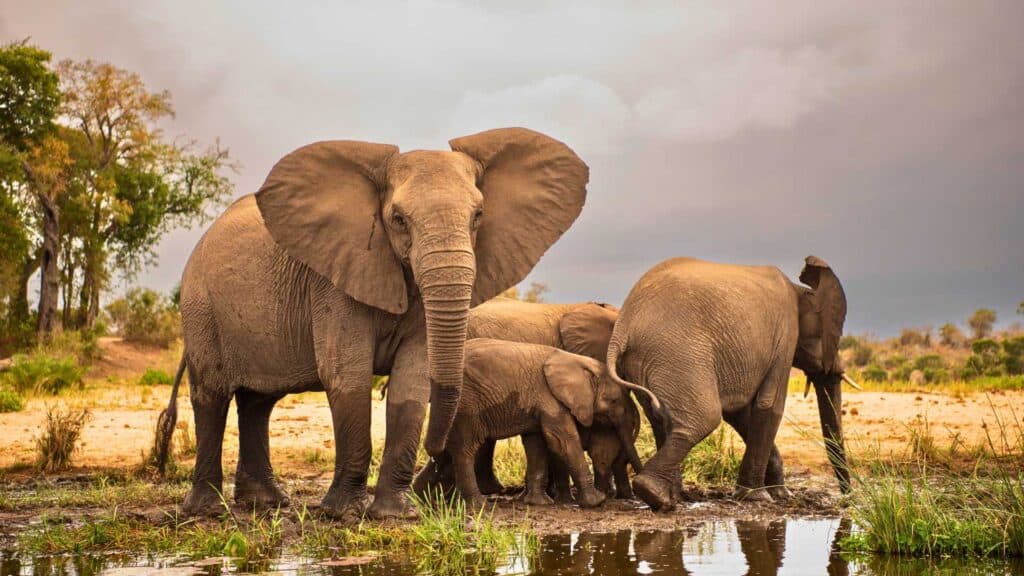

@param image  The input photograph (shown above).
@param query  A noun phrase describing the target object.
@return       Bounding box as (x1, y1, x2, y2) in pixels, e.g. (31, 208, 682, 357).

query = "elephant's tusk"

(842, 373, 863, 391)
(803, 380, 812, 398)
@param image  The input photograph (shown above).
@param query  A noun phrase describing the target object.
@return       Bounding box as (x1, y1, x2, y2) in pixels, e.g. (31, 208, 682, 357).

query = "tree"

(54, 59, 233, 328)
(0, 42, 65, 339)
(1018, 300, 1024, 316)
(968, 308, 997, 340)
(939, 322, 965, 348)
(500, 282, 549, 303)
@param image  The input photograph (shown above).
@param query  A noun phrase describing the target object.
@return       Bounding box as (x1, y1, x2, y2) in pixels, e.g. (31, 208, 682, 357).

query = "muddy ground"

(1, 338, 1019, 538)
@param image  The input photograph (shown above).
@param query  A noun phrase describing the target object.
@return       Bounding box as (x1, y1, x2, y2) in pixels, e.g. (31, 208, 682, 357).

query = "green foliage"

(843, 474, 1024, 558)
(0, 41, 61, 150)
(839, 335, 861, 350)
(968, 308, 997, 340)
(0, 386, 24, 412)
(939, 322, 965, 347)
(683, 425, 741, 485)
(861, 364, 889, 382)
(962, 337, 1024, 379)
(105, 288, 181, 347)
(36, 405, 90, 472)
(138, 368, 173, 386)
(851, 343, 873, 367)
(1, 352, 84, 395)
(913, 354, 949, 383)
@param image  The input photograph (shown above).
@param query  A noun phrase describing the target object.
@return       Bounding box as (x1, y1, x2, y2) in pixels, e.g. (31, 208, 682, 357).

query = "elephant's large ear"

(450, 128, 588, 305)
(543, 350, 600, 427)
(559, 303, 618, 361)
(799, 255, 847, 374)
(255, 141, 407, 314)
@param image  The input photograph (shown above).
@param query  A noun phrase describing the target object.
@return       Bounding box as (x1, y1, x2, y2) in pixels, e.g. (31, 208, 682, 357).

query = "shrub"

(105, 288, 181, 348)
(861, 364, 888, 382)
(138, 368, 173, 386)
(963, 338, 1005, 379)
(36, 406, 90, 472)
(851, 344, 873, 367)
(1, 352, 85, 396)
(939, 323, 965, 348)
(839, 335, 861, 350)
(40, 329, 104, 363)
(968, 308, 997, 340)
(0, 387, 24, 412)
(913, 355, 950, 383)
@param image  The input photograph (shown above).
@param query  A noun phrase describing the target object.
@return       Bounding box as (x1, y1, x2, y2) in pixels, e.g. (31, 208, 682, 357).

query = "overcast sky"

(2, 1, 1022, 336)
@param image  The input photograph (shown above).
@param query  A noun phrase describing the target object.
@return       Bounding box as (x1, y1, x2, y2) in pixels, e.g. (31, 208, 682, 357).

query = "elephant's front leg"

(321, 362, 375, 520)
(367, 334, 430, 520)
(541, 412, 605, 508)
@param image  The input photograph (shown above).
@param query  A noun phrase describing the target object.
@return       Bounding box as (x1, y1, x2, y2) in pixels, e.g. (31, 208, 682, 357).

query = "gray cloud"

(2, 0, 1021, 335)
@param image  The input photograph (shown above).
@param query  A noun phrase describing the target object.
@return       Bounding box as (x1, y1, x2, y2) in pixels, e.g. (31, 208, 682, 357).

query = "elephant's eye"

(472, 209, 484, 229)
(391, 212, 407, 229)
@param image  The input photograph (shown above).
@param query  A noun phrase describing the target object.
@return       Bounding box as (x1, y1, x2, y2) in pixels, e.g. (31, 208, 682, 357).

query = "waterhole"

(2, 518, 1020, 575)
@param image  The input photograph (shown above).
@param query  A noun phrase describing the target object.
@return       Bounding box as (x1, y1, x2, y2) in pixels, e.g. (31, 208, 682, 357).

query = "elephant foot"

(614, 484, 635, 500)
(234, 470, 291, 509)
(522, 490, 554, 507)
(766, 485, 792, 502)
(367, 491, 419, 520)
(320, 488, 371, 523)
(477, 475, 505, 496)
(462, 494, 488, 511)
(633, 473, 675, 512)
(733, 486, 774, 503)
(577, 488, 607, 509)
(182, 481, 226, 517)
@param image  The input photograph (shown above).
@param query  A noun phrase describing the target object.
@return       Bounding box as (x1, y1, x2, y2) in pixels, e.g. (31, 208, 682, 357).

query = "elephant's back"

(468, 300, 570, 346)
(618, 258, 797, 403)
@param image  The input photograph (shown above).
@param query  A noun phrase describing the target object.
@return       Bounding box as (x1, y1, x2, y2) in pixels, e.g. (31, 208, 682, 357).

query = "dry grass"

(35, 405, 91, 472)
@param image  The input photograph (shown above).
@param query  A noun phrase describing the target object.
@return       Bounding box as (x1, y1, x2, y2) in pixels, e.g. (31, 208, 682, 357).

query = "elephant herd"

(155, 127, 856, 519)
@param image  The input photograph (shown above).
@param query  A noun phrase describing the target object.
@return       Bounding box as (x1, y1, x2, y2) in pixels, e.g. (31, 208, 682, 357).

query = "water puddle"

(2, 518, 1021, 575)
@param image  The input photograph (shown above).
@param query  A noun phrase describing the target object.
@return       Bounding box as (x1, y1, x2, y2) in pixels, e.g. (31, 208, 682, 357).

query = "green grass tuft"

(0, 386, 25, 412)
(2, 352, 85, 396)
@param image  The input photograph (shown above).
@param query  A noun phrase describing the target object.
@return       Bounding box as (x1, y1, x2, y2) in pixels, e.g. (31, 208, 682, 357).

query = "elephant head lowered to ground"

(154, 128, 588, 520)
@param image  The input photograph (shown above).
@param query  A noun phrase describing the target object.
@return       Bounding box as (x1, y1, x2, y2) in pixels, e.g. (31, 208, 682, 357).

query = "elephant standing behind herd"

(155, 127, 856, 517)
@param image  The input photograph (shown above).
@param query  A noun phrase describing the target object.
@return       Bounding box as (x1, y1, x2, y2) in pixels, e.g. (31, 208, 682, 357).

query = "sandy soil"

(2, 339, 1020, 480)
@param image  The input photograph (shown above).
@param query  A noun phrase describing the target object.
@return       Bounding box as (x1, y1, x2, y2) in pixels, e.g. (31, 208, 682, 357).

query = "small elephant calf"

(431, 338, 649, 509)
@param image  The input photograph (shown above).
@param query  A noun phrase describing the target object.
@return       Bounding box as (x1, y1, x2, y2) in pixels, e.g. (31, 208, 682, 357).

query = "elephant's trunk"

(418, 249, 475, 457)
(813, 372, 851, 493)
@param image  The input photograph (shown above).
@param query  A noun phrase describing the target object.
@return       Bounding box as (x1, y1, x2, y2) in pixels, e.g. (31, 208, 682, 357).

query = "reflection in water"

(2, 518, 1022, 575)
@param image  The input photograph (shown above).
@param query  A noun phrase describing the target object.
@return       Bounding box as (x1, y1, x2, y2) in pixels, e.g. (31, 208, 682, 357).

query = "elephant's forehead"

(388, 150, 479, 187)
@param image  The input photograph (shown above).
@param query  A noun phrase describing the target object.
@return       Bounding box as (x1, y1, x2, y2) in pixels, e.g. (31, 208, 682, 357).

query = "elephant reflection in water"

(526, 518, 855, 576)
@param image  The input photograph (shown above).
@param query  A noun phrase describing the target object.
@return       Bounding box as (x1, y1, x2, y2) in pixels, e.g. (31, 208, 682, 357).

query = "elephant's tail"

(154, 354, 186, 476)
(606, 335, 663, 414)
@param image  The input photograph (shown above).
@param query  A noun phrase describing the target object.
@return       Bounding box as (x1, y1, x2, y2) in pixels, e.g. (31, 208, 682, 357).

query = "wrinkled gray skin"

(437, 338, 645, 509)
(412, 298, 639, 500)
(608, 256, 851, 511)
(155, 128, 588, 520)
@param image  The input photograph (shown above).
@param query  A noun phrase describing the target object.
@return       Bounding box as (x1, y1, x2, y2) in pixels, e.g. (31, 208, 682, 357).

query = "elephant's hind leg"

(182, 376, 232, 517)
(732, 361, 790, 502)
(234, 389, 290, 509)
(723, 408, 789, 501)
(633, 371, 720, 512)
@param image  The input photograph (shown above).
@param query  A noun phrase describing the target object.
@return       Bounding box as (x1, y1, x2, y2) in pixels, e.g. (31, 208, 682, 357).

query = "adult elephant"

(607, 256, 857, 511)
(155, 128, 588, 519)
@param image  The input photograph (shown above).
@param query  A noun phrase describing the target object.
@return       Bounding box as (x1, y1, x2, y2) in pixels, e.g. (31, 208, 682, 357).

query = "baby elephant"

(440, 338, 650, 509)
